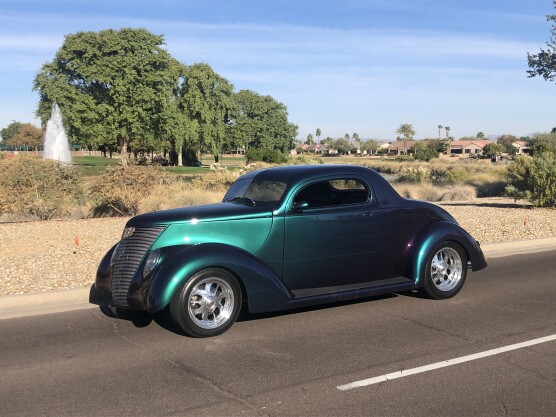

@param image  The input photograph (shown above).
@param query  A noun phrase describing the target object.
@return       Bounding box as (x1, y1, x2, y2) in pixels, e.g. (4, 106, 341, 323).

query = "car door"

(282, 177, 381, 294)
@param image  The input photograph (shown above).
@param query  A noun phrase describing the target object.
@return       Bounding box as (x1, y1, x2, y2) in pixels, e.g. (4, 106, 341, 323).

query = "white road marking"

(337, 334, 556, 391)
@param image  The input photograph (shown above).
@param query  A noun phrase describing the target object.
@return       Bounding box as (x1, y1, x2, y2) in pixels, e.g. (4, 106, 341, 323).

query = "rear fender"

(410, 221, 487, 286)
(147, 243, 292, 314)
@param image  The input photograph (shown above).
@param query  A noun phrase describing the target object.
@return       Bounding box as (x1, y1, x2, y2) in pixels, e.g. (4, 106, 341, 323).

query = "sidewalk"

(1, 237, 555, 321)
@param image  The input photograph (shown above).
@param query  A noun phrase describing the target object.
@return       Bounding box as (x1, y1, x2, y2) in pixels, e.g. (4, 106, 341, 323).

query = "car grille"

(111, 226, 166, 307)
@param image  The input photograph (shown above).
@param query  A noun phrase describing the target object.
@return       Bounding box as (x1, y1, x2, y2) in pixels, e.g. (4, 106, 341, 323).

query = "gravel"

(1, 197, 555, 296)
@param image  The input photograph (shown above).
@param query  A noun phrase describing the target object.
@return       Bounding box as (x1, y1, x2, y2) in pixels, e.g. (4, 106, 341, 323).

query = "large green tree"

(527, 1, 556, 83)
(34, 28, 184, 166)
(228, 89, 298, 154)
(180, 63, 235, 163)
(6, 123, 44, 151)
(1, 122, 22, 143)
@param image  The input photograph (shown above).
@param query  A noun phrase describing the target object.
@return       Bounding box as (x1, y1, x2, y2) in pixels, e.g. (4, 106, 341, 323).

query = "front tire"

(169, 268, 242, 337)
(421, 242, 467, 299)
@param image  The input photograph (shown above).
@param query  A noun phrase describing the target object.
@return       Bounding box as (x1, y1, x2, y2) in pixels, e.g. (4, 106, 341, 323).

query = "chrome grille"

(111, 226, 165, 307)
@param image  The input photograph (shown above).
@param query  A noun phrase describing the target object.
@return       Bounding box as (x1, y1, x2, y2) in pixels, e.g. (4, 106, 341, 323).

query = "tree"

(334, 138, 351, 154)
(34, 28, 184, 167)
(227, 89, 298, 154)
(482, 143, 505, 157)
(305, 133, 314, 145)
(437, 125, 443, 141)
(410, 141, 439, 161)
(1, 122, 22, 143)
(527, 1, 556, 83)
(476, 131, 485, 139)
(316, 128, 321, 144)
(361, 139, 378, 154)
(529, 132, 556, 157)
(344, 133, 350, 140)
(6, 123, 44, 151)
(497, 134, 519, 154)
(180, 63, 235, 163)
(445, 126, 452, 154)
(396, 123, 415, 155)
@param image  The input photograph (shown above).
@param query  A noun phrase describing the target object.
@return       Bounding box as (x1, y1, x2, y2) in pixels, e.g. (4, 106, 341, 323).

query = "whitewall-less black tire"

(169, 268, 242, 337)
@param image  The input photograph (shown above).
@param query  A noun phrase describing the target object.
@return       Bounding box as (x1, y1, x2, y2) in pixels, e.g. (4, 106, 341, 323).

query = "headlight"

(143, 249, 161, 277)
(122, 226, 135, 239)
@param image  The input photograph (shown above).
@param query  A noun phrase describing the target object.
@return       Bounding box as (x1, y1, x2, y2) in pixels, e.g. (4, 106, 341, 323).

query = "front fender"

(146, 243, 292, 314)
(410, 221, 487, 285)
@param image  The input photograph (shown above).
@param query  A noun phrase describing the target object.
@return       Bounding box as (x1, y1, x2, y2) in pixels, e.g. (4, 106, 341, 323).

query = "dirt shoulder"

(1, 197, 555, 296)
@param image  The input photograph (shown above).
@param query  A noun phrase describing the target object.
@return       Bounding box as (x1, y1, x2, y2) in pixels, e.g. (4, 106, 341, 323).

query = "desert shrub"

(89, 165, 167, 216)
(393, 183, 442, 201)
(506, 156, 556, 207)
(0, 155, 81, 220)
(140, 182, 225, 213)
(393, 183, 475, 202)
(439, 186, 476, 201)
(431, 168, 470, 185)
(289, 154, 324, 165)
(396, 166, 430, 183)
(191, 163, 259, 192)
(245, 148, 288, 164)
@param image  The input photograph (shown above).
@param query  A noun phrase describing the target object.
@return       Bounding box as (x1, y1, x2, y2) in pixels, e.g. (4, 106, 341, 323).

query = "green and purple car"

(92, 165, 486, 337)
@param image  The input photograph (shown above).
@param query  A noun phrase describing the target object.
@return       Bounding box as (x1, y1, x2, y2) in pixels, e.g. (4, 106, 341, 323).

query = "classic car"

(92, 164, 487, 337)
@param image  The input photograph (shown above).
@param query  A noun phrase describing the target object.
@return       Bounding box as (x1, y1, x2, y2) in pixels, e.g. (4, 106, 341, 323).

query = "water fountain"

(43, 103, 72, 164)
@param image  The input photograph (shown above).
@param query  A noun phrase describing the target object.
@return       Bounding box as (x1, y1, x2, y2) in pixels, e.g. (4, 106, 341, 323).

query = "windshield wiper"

(224, 196, 256, 206)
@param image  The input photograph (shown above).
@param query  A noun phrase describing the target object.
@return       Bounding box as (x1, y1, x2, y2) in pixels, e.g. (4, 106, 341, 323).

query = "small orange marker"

(75, 235, 79, 247)
(524, 217, 527, 227)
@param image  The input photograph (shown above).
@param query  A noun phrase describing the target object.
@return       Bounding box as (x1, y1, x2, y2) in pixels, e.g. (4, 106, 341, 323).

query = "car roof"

(245, 164, 403, 208)
(248, 164, 379, 183)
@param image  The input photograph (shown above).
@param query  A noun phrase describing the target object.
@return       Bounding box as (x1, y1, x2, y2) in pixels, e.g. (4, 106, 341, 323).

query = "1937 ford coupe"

(92, 165, 487, 337)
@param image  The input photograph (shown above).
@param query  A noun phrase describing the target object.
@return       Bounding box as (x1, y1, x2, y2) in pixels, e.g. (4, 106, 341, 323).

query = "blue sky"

(0, 0, 554, 141)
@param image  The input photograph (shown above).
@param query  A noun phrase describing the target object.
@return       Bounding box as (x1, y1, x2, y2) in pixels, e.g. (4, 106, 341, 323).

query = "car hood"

(127, 202, 273, 227)
(129, 203, 275, 255)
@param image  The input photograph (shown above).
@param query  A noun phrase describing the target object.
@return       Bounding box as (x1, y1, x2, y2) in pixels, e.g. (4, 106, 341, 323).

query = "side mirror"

(292, 200, 309, 212)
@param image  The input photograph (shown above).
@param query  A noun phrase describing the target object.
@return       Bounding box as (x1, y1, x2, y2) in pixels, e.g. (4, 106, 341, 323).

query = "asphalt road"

(1, 251, 555, 417)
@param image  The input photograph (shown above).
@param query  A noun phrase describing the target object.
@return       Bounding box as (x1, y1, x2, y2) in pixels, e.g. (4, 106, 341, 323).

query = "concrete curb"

(1, 237, 555, 321)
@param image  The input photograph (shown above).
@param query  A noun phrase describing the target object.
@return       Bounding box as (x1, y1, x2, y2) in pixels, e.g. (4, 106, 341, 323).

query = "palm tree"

(476, 131, 485, 139)
(445, 126, 451, 155)
(305, 133, 314, 145)
(316, 128, 321, 144)
(344, 133, 350, 140)
(353, 133, 361, 153)
(396, 123, 416, 155)
(437, 125, 443, 140)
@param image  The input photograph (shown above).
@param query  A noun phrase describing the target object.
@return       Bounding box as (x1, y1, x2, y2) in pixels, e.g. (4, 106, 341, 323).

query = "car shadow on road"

(96, 292, 404, 337)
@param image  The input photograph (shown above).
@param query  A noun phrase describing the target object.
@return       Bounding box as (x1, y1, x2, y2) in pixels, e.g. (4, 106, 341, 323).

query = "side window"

(294, 178, 370, 209)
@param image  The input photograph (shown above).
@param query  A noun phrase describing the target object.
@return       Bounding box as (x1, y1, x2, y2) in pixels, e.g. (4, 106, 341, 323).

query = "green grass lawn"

(73, 154, 247, 176)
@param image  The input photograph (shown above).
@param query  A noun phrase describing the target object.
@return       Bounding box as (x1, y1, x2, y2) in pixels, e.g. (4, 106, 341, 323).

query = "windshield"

(223, 178, 287, 206)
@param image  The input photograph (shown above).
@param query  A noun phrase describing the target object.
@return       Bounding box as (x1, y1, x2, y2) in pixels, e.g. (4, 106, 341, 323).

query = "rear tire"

(421, 242, 467, 299)
(169, 268, 241, 337)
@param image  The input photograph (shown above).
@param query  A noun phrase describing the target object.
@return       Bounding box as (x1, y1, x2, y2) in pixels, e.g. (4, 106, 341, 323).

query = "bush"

(396, 166, 429, 183)
(245, 148, 288, 164)
(289, 154, 324, 165)
(0, 155, 81, 220)
(506, 156, 556, 207)
(89, 165, 167, 216)
(431, 168, 470, 185)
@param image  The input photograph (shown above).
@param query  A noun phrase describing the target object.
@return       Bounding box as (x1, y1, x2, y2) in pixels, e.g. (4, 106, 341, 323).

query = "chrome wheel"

(430, 247, 463, 292)
(187, 277, 235, 330)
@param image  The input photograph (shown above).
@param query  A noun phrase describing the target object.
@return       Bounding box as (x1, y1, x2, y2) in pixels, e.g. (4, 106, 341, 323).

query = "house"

(295, 143, 330, 155)
(511, 141, 531, 155)
(448, 140, 493, 156)
(388, 141, 419, 156)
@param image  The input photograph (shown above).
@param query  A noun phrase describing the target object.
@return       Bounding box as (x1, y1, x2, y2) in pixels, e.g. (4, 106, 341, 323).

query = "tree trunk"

(120, 136, 129, 168)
